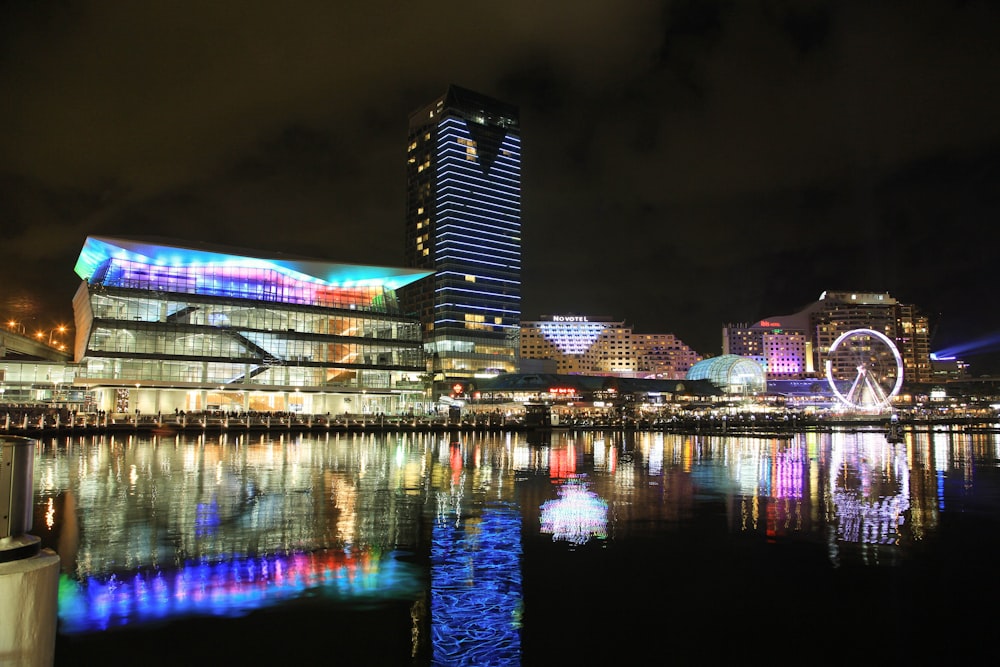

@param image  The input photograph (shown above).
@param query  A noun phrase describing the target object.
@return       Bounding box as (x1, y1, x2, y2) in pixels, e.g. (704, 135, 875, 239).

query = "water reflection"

(57, 546, 420, 633)
(30, 426, 1000, 665)
(539, 479, 608, 546)
(827, 431, 911, 565)
(432, 502, 522, 665)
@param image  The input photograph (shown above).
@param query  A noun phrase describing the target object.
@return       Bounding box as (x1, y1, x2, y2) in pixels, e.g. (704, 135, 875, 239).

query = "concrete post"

(0, 550, 60, 666)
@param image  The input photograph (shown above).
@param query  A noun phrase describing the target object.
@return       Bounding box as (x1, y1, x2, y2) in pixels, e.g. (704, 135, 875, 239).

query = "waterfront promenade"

(3, 406, 996, 438)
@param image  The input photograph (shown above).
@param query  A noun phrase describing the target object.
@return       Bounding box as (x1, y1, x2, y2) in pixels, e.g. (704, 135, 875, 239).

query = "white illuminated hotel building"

(519, 315, 702, 379)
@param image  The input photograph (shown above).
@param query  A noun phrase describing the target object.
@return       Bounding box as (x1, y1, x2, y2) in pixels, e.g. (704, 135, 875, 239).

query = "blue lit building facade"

(69, 236, 433, 415)
(401, 86, 521, 388)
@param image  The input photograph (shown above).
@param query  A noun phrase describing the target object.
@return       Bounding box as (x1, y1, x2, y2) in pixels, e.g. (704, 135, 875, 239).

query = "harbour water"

(29, 425, 1000, 665)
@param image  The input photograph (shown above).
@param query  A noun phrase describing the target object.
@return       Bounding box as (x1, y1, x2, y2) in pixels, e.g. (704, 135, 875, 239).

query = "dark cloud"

(2, 0, 1000, 373)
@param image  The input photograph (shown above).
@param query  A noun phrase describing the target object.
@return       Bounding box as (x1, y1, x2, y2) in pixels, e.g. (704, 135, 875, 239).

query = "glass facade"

(0, 361, 86, 410)
(71, 236, 433, 414)
(686, 354, 767, 394)
(402, 86, 521, 381)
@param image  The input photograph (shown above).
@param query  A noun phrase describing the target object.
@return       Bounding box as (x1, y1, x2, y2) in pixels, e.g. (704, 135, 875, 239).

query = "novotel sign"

(541, 314, 616, 323)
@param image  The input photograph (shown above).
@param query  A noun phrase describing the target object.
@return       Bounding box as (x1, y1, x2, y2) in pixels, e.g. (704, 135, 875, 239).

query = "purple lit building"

(724, 290, 932, 384)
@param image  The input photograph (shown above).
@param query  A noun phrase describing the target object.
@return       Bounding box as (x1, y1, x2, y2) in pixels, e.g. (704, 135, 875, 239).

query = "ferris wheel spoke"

(845, 369, 867, 405)
(863, 373, 889, 409)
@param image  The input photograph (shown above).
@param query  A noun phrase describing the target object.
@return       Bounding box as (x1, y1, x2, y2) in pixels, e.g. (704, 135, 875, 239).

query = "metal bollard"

(1, 436, 40, 562)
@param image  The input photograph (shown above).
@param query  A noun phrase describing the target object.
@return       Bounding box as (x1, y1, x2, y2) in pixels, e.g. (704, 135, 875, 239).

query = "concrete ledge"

(0, 548, 60, 667)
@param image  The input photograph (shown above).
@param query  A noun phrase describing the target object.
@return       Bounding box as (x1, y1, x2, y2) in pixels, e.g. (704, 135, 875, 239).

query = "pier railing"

(2, 407, 996, 436)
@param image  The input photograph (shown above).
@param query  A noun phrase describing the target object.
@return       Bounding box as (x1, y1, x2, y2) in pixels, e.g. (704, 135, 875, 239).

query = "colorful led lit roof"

(74, 236, 433, 289)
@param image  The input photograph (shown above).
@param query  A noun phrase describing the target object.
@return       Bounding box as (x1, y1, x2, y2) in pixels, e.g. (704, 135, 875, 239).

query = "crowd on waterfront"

(1, 404, 502, 434)
(2, 402, 997, 437)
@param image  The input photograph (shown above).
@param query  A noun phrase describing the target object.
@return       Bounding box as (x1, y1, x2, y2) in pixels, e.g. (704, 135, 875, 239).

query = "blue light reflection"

(431, 503, 522, 665)
(57, 548, 423, 634)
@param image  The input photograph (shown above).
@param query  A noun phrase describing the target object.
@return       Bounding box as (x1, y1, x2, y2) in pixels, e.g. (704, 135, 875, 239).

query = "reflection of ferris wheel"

(825, 328, 904, 412)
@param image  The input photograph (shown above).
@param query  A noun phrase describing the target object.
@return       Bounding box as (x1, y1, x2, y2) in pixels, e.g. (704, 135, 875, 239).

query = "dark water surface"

(30, 426, 1000, 665)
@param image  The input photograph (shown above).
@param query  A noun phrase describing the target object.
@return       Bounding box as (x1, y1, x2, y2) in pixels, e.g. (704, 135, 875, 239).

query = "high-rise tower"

(400, 86, 521, 389)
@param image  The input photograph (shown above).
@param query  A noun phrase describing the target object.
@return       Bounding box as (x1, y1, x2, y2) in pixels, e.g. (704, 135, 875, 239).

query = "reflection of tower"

(431, 504, 523, 665)
(400, 86, 522, 388)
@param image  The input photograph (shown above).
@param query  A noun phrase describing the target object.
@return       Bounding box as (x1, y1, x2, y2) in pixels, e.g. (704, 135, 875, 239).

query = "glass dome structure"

(685, 355, 766, 394)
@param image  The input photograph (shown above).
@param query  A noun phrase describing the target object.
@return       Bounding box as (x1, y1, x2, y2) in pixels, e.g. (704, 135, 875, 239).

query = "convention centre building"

(13, 236, 437, 417)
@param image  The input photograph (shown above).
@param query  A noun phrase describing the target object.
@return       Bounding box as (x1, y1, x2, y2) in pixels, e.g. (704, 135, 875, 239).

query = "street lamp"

(49, 325, 68, 345)
(32, 325, 69, 347)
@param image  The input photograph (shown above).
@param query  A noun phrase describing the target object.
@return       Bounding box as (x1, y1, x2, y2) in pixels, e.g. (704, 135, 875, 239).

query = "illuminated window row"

(79, 357, 405, 390)
(434, 187, 521, 213)
(434, 287, 522, 305)
(436, 149, 521, 171)
(86, 327, 417, 366)
(433, 319, 521, 334)
(435, 230, 521, 252)
(436, 216, 521, 235)
(434, 246, 521, 263)
(436, 168, 521, 189)
(435, 223, 521, 242)
(94, 258, 396, 313)
(433, 300, 521, 316)
(434, 169, 519, 188)
(437, 272, 521, 287)
(434, 257, 520, 275)
(434, 238, 521, 259)
(435, 218, 519, 236)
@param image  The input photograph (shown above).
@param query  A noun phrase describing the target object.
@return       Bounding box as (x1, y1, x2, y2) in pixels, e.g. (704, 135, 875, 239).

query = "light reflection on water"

(56, 546, 423, 633)
(30, 426, 1000, 664)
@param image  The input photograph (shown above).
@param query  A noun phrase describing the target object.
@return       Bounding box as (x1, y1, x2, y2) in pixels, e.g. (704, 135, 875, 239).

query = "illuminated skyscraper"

(400, 86, 521, 388)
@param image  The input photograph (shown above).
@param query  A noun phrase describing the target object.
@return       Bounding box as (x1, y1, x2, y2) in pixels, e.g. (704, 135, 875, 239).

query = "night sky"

(3, 1, 999, 374)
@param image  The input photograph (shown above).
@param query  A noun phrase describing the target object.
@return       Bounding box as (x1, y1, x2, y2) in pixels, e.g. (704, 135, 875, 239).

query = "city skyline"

(2, 2, 999, 374)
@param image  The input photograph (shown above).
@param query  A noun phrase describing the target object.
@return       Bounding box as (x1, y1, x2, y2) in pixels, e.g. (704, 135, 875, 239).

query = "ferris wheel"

(824, 328, 904, 412)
